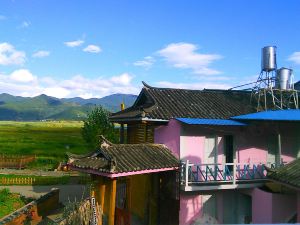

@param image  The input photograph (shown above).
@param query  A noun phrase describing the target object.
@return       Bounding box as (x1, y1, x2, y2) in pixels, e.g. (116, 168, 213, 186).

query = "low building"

(68, 136, 179, 225)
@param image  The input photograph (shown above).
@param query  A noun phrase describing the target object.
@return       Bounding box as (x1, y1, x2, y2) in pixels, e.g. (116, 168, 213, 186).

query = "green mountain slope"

(0, 93, 137, 121)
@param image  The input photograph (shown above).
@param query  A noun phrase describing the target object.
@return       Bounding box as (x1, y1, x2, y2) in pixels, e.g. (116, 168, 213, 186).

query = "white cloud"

(0, 42, 26, 65)
(19, 21, 30, 28)
(0, 70, 138, 98)
(44, 87, 70, 98)
(156, 81, 231, 90)
(288, 52, 300, 64)
(110, 73, 132, 86)
(64, 39, 84, 47)
(83, 45, 101, 53)
(158, 42, 222, 75)
(32, 50, 50, 58)
(133, 56, 155, 69)
(10, 69, 37, 83)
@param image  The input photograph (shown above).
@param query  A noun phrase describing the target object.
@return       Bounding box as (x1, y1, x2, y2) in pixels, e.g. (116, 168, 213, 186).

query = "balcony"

(180, 160, 276, 191)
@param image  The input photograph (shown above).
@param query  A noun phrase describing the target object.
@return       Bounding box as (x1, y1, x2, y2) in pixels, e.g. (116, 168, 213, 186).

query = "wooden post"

(100, 183, 106, 212)
(120, 103, 125, 144)
(185, 160, 189, 187)
(108, 178, 117, 225)
(120, 124, 125, 144)
(126, 178, 131, 211)
(233, 159, 237, 185)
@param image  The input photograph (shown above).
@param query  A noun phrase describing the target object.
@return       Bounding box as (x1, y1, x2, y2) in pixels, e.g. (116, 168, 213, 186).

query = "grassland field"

(0, 121, 90, 168)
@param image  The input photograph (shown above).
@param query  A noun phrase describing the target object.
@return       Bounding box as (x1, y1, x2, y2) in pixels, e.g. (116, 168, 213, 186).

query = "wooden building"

(110, 81, 255, 144)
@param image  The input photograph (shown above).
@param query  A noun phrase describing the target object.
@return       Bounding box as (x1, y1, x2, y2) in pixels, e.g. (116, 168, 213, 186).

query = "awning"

(176, 118, 246, 126)
(231, 109, 300, 121)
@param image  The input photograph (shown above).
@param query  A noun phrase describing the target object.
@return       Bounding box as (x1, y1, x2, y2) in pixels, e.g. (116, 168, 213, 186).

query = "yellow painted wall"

(129, 174, 151, 219)
(92, 174, 158, 225)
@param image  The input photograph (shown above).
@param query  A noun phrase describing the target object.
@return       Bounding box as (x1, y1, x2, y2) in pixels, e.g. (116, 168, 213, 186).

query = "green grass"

(0, 121, 90, 169)
(0, 188, 28, 218)
(0, 121, 89, 157)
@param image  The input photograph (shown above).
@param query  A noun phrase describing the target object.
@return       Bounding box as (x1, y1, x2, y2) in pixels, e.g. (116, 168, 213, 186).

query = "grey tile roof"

(110, 82, 256, 121)
(267, 158, 300, 189)
(69, 136, 179, 174)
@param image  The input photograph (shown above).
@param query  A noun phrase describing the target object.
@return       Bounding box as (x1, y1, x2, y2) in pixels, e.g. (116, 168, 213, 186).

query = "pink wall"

(155, 119, 298, 166)
(235, 132, 268, 164)
(179, 194, 202, 225)
(252, 188, 297, 223)
(155, 119, 181, 158)
(252, 188, 273, 223)
(281, 136, 299, 163)
(180, 136, 204, 163)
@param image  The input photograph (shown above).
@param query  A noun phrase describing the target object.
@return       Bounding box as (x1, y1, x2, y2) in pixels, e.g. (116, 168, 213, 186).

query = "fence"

(0, 155, 36, 169)
(59, 198, 103, 225)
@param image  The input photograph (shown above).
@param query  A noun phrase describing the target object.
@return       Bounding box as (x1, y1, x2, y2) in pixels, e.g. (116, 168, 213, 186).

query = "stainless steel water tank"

(261, 46, 277, 72)
(275, 67, 292, 90)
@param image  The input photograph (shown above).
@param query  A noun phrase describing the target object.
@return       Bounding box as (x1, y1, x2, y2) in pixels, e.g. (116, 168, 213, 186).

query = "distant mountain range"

(0, 93, 137, 121)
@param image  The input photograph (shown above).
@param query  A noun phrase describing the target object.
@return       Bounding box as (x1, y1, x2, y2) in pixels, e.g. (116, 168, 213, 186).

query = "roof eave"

(267, 177, 300, 191)
(110, 117, 169, 123)
(70, 165, 179, 178)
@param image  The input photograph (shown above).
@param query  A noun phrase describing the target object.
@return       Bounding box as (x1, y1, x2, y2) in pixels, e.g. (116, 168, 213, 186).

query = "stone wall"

(0, 188, 60, 225)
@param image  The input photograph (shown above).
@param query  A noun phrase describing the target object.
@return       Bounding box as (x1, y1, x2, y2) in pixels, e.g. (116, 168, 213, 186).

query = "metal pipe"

(277, 133, 282, 167)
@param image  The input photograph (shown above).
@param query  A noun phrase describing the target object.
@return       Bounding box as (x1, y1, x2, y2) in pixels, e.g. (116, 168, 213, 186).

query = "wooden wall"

(127, 123, 155, 144)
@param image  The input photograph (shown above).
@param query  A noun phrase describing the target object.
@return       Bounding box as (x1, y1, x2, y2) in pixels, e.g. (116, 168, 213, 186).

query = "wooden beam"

(108, 178, 117, 225)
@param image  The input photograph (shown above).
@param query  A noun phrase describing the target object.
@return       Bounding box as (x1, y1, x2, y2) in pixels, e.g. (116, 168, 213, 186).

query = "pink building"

(110, 82, 300, 224)
(155, 110, 300, 224)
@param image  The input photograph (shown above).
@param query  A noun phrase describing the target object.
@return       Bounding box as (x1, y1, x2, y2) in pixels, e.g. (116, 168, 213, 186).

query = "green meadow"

(0, 121, 90, 168)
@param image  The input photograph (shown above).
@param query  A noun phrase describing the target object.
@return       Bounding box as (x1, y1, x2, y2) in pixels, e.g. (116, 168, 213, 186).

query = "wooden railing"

(0, 155, 36, 169)
(0, 177, 36, 185)
(181, 160, 276, 187)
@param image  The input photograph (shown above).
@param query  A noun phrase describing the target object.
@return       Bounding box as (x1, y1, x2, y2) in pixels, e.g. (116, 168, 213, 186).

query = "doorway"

(224, 135, 234, 171)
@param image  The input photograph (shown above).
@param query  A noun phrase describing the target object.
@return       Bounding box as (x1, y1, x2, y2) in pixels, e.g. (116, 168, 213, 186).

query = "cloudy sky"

(1, 0, 300, 98)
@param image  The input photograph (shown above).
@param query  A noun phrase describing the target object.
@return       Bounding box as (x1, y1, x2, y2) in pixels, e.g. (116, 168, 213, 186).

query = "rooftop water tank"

(275, 67, 293, 90)
(261, 46, 277, 72)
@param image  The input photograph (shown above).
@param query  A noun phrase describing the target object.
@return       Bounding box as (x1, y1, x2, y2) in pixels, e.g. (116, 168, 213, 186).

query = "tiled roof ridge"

(98, 135, 114, 147)
(142, 81, 250, 93)
(108, 143, 167, 147)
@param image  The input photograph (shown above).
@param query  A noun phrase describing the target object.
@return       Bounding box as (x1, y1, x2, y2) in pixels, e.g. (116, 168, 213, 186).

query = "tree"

(82, 106, 119, 150)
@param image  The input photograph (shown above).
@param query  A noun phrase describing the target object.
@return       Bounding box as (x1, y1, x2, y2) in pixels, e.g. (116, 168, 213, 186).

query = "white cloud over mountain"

(0, 69, 138, 98)
(10, 69, 37, 83)
(0, 42, 26, 65)
(158, 42, 222, 75)
(156, 81, 231, 90)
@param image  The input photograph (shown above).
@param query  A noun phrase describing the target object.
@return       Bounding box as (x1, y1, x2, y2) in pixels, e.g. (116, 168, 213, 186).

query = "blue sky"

(1, 0, 300, 98)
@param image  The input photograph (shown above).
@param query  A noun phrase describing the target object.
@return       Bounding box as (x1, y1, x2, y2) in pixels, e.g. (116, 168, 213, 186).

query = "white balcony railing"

(181, 160, 278, 188)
